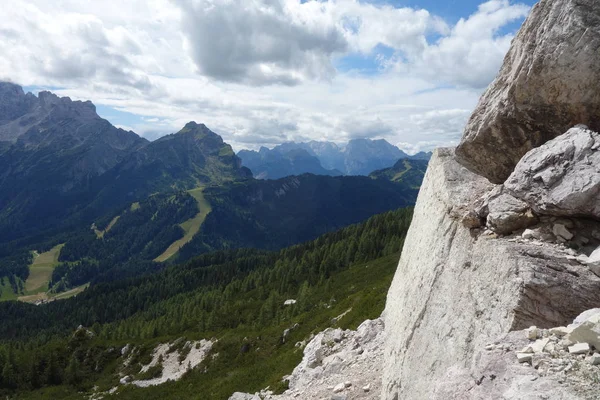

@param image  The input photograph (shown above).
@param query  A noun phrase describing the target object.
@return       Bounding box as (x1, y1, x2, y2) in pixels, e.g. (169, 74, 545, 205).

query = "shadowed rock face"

(456, 0, 600, 184)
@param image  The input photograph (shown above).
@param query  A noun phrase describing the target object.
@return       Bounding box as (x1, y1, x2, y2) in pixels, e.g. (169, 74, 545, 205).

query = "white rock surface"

(566, 312, 600, 350)
(229, 393, 260, 400)
(130, 339, 213, 387)
(568, 343, 590, 355)
(382, 149, 600, 399)
(455, 0, 600, 183)
(505, 126, 600, 218)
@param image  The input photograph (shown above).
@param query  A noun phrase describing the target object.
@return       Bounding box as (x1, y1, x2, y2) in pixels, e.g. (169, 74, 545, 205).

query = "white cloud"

(0, 0, 531, 153)
(174, 0, 348, 85)
(380, 0, 530, 88)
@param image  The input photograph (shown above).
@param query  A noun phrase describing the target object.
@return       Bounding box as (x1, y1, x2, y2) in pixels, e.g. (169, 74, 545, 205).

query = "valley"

(0, 208, 412, 400)
(0, 83, 425, 399)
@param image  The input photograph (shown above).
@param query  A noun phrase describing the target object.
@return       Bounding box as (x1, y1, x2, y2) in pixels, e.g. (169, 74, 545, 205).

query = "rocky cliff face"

(382, 148, 600, 399)
(382, 0, 600, 397)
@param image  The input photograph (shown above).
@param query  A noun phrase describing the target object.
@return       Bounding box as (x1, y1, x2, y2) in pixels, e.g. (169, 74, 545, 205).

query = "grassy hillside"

(24, 244, 64, 294)
(369, 158, 429, 188)
(154, 188, 212, 262)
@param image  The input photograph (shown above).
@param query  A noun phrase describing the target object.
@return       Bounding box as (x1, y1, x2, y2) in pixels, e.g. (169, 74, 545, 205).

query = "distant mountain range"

(0, 82, 427, 400)
(238, 139, 431, 179)
(0, 82, 251, 244)
(0, 82, 425, 293)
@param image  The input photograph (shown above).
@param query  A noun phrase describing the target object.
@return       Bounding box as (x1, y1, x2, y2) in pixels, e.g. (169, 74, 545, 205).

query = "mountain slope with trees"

(0, 207, 413, 399)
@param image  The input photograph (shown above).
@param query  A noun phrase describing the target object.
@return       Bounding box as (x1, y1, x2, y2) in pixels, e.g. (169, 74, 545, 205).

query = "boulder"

(455, 0, 600, 183)
(571, 308, 600, 326)
(478, 186, 538, 235)
(552, 224, 574, 241)
(485, 192, 538, 235)
(566, 312, 600, 349)
(505, 126, 600, 218)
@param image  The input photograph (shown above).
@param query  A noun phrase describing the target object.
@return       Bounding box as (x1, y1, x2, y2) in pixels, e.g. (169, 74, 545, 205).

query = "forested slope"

(0, 207, 412, 399)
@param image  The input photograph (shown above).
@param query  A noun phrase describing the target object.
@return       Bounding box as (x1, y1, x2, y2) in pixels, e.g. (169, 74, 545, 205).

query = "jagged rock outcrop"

(230, 318, 384, 400)
(505, 125, 600, 219)
(382, 148, 600, 399)
(455, 0, 600, 183)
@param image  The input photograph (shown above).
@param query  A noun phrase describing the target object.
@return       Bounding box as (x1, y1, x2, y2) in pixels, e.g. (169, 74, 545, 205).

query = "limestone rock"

(485, 192, 538, 235)
(333, 383, 345, 393)
(566, 312, 600, 350)
(455, 0, 600, 183)
(121, 344, 131, 356)
(568, 343, 590, 355)
(228, 393, 260, 400)
(526, 326, 539, 341)
(505, 126, 600, 218)
(585, 247, 600, 277)
(382, 149, 600, 400)
(588, 353, 600, 365)
(516, 353, 532, 363)
(553, 224, 574, 241)
(531, 338, 550, 353)
(571, 309, 600, 326)
(244, 318, 383, 400)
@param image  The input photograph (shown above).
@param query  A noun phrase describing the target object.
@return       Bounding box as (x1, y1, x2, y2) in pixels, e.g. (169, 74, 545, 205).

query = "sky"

(0, 0, 536, 153)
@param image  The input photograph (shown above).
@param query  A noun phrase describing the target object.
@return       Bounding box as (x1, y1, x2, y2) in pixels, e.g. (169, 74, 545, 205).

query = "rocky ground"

(230, 318, 384, 400)
(129, 339, 214, 387)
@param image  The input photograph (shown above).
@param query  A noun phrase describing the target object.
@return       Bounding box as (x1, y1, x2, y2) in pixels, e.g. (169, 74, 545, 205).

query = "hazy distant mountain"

(238, 146, 342, 179)
(238, 138, 431, 178)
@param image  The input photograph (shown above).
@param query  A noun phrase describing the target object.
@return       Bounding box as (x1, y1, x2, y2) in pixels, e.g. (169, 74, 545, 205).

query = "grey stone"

(553, 224, 574, 241)
(455, 0, 600, 183)
(505, 126, 600, 218)
(588, 353, 600, 365)
(485, 192, 538, 235)
(566, 312, 600, 350)
(568, 343, 590, 355)
(516, 353, 533, 363)
(382, 149, 600, 400)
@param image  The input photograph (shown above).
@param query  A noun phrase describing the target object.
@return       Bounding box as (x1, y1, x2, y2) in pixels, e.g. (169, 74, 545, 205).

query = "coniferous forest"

(0, 208, 412, 399)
